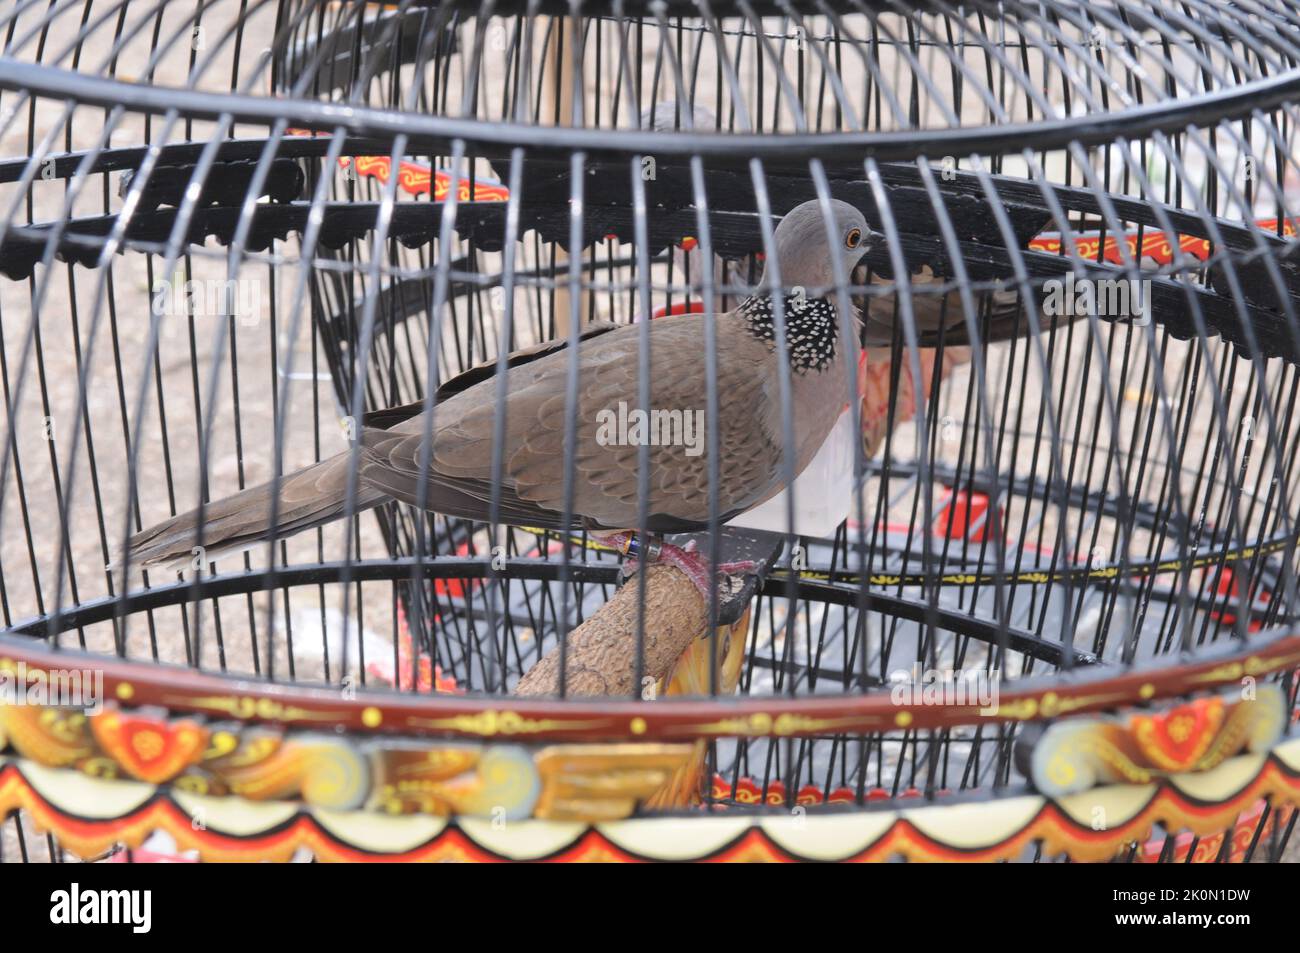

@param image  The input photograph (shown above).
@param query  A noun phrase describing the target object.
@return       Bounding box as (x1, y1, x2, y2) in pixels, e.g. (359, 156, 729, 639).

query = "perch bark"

(513, 563, 716, 697)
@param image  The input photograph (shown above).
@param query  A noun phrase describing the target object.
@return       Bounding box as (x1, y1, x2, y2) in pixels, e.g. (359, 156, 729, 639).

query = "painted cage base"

(2, 736, 1297, 862)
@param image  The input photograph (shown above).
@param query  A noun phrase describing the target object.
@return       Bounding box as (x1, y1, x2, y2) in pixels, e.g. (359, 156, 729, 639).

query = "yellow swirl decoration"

(202, 731, 241, 762)
(773, 713, 852, 735)
(1085, 736, 1157, 784)
(413, 710, 606, 736)
(173, 773, 212, 796)
(0, 707, 94, 766)
(78, 756, 122, 780)
(172, 695, 338, 722)
(470, 746, 541, 819)
(1192, 661, 1244, 684)
(400, 166, 429, 193)
(686, 712, 867, 737)
(1195, 709, 1252, 770)
(42, 708, 88, 743)
(1245, 689, 1287, 750)
(299, 740, 371, 812)
(1039, 726, 1154, 790)
(216, 733, 281, 768)
(994, 691, 1128, 721)
(1044, 750, 1078, 788)
(1185, 650, 1300, 688)
(993, 698, 1038, 720)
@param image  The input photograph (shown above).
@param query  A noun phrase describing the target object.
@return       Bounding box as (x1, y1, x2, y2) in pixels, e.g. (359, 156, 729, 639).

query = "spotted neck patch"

(739, 294, 840, 372)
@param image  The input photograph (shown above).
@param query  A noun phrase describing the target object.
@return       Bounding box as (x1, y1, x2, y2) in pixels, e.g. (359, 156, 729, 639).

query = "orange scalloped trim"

(3, 747, 1296, 862)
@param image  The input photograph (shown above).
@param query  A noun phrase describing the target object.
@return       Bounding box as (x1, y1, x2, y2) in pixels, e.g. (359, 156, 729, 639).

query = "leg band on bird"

(606, 531, 759, 599)
(610, 531, 662, 564)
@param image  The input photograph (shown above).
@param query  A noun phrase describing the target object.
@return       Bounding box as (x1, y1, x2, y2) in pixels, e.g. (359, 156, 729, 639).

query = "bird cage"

(0, 0, 1298, 865)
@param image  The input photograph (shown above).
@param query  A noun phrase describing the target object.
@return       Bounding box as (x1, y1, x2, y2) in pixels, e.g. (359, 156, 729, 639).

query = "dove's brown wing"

(360, 312, 806, 533)
(119, 323, 627, 564)
(361, 321, 621, 430)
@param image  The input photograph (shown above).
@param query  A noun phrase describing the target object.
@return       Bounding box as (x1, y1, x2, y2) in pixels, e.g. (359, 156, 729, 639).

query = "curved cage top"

(2, 0, 1300, 152)
(0, 0, 1298, 822)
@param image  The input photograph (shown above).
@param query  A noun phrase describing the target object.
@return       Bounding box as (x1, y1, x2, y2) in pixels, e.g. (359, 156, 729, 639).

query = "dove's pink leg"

(599, 532, 758, 599)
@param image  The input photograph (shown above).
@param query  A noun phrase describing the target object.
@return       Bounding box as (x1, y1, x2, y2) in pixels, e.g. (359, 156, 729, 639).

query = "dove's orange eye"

(845, 227, 862, 248)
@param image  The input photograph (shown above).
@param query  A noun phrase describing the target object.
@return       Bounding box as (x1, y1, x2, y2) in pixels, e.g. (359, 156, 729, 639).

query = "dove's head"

(764, 199, 877, 294)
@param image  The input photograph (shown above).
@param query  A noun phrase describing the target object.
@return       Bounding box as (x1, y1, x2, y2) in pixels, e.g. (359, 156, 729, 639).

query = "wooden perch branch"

(514, 563, 716, 697)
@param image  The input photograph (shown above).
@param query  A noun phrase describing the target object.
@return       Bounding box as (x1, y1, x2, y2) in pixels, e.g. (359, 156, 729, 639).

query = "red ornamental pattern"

(1028, 218, 1298, 265)
(710, 774, 928, 807)
(339, 155, 510, 202)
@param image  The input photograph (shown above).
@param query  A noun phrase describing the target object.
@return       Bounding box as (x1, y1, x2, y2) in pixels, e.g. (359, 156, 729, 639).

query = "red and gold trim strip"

(2, 627, 1297, 742)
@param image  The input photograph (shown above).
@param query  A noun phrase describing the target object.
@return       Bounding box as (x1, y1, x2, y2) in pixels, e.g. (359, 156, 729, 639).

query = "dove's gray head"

(763, 199, 875, 292)
(739, 200, 877, 373)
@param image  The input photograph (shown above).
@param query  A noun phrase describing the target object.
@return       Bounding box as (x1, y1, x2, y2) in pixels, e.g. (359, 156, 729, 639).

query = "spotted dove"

(119, 199, 875, 591)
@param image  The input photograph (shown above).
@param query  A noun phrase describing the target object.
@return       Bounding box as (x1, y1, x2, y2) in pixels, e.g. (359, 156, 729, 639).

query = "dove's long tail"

(115, 454, 387, 570)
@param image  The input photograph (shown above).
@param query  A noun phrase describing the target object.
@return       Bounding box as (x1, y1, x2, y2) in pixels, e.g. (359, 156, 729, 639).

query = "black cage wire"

(1, 0, 1299, 862)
